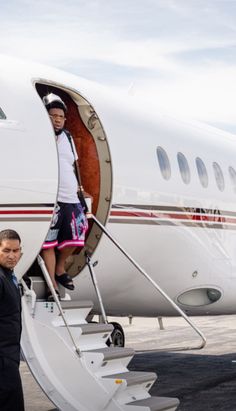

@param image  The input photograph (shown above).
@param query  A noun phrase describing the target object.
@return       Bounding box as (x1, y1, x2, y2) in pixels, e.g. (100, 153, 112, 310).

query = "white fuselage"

(1, 55, 236, 317)
(74, 105, 236, 316)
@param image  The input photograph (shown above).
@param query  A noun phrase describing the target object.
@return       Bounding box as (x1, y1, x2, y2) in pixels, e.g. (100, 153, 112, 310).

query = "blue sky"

(2, 1, 236, 132)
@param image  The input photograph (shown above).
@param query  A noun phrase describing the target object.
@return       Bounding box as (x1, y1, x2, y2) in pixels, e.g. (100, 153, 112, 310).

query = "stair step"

(60, 300, 94, 310)
(103, 371, 157, 386)
(84, 347, 135, 361)
(127, 396, 180, 411)
(70, 323, 114, 335)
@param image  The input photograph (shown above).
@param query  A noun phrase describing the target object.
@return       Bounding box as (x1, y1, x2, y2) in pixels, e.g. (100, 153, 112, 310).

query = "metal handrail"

(85, 252, 113, 346)
(90, 214, 207, 351)
(37, 255, 82, 357)
(85, 252, 108, 325)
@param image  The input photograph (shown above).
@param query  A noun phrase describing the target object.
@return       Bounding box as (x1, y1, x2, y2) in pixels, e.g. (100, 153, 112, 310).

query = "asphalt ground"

(20, 314, 236, 410)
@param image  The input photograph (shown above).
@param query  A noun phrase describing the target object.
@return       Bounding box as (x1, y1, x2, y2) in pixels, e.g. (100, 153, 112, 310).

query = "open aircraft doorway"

(35, 81, 113, 273)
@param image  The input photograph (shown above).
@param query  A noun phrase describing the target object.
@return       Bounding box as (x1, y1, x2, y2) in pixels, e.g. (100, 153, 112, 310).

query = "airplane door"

(0, 83, 58, 279)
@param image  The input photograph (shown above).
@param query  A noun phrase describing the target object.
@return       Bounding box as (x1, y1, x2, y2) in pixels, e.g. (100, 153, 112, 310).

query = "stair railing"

(85, 252, 108, 324)
(37, 255, 82, 357)
(89, 214, 206, 351)
(85, 252, 114, 346)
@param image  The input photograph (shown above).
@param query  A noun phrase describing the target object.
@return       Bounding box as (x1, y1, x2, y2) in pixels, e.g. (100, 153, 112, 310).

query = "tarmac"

(20, 314, 236, 411)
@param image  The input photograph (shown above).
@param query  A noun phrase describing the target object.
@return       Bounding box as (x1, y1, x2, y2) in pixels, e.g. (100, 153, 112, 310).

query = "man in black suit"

(0, 229, 24, 411)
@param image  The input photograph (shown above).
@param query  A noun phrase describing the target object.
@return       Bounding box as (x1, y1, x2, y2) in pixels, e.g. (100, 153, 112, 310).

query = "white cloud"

(1, 0, 236, 131)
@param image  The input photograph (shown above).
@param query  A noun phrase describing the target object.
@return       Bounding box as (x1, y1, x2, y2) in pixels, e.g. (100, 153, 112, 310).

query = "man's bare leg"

(55, 247, 76, 276)
(41, 248, 58, 289)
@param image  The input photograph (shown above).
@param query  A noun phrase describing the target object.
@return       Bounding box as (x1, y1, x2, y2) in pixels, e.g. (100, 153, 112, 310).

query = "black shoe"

(46, 289, 61, 302)
(55, 273, 75, 290)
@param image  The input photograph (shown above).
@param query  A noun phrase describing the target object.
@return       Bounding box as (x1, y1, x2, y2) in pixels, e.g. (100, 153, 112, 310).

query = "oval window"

(213, 162, 225, 192)
(156, 147, 171, 180)
(229, 166, 236, 192)
(196, 157, 208, 188)
(177, 152, 190, 184)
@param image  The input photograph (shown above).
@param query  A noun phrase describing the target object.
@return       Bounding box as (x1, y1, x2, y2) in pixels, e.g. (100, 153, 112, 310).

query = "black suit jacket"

(0, 266, 22, 363)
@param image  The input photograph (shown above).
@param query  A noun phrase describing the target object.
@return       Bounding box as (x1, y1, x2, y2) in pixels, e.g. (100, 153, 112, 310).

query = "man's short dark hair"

(0, 229, 21, 245)
(47, 101, 67, 115)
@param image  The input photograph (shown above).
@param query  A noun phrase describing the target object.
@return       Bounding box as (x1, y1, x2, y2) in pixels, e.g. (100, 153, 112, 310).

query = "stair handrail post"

(20, 278, 37, 317)
(85, 252, 114, 346)
(37, 255, 82, 357)
(85, 252, 108, 325)
(90, 214, 207, 350)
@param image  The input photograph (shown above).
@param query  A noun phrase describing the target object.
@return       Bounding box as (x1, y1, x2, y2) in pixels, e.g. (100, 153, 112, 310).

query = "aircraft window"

(196, 157, 208, 188)
(0, 108, 6, 119)
(177, 152, 190, 184)
(213, 162, 225, 192)
(156, 147, 171, 180)
(229, 166, 236, 192)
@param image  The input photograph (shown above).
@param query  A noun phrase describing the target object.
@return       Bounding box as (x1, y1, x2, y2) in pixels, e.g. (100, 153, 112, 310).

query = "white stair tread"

(103, 371, 157, 386)
(84, 347, 135, 360)
(60, 300, 94, 310)
(68, 323, 114, 335)
(127, 396, 180, 410)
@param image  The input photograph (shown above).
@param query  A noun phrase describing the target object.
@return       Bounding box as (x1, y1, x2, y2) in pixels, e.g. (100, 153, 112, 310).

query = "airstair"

(21, 277, 179, 411)
(21, 214, 206, 410)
